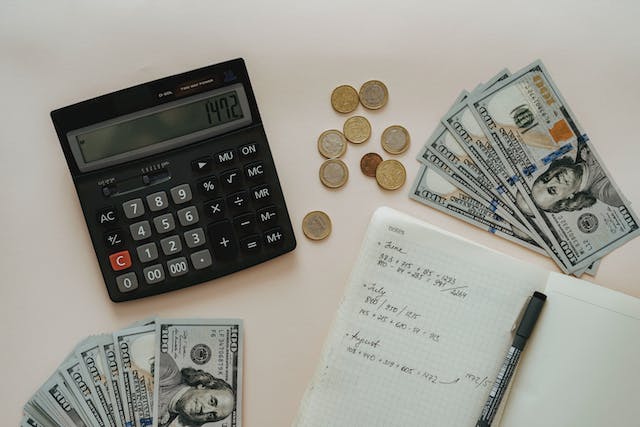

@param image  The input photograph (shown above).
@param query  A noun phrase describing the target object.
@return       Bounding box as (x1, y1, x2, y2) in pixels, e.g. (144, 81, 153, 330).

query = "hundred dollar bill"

(410, 164, 546, 254)
(60, 355, 110, 426)
(100, 336, 135, 427)
(422, 127, 532, 232)
(468, 60, 640, 272)
(115, 325, 156, 427)
(39, 374, 91, 426)
(152, 319, 243, 427)
(76, 335, 122, 427)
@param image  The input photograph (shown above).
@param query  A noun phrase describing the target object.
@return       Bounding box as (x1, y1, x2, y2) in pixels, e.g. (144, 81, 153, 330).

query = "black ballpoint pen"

(476, 291, 547, 427)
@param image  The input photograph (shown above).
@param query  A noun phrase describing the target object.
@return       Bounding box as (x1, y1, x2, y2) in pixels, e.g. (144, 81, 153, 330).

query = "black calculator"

(51, 58, 296, 302)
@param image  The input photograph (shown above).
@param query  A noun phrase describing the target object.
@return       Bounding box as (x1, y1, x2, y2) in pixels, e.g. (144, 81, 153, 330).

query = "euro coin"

(381, 125, 410, 154)
(375, 159, 406, 190)
(360, 153, 383, 177)
(319, 159, 349, 188)
(359, 80, 388, 110)
(302, 211, 332, 240)
(331, 85, 359, 114)
(343, 116, 371, 144)
(317, 129, 348, 159)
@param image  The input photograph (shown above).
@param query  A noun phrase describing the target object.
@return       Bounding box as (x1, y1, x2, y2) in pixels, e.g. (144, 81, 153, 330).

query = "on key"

(207, 220, 238, 260)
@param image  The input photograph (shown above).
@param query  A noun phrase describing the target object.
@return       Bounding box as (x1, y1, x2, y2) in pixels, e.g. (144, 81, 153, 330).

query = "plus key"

(207, 220, 238, 260)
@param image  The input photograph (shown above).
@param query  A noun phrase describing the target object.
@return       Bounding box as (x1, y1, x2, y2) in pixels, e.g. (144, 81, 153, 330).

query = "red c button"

(109, 250, 132, 271)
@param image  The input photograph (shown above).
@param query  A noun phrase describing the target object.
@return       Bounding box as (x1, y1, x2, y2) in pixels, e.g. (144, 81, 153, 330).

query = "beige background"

(2, 1, 639, 425)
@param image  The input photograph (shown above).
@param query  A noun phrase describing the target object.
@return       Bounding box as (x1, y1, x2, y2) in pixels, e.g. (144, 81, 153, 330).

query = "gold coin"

(360, 153, 383, 177)
(359, 80, 388, 110)
(381, 125, 410, 154)
(302, 211, 332, 240)
(375, 159, 406, 190)
(343, 116, 371, 144)
(317, 129, 347, 159)
(319, 159, 349, 188)
(331, 85, 359, 113)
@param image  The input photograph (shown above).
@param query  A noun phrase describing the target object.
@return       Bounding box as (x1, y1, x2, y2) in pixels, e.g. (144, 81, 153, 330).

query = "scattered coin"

(381, 125, 410, 154)
(375, 159, 406, 190)
(319, 159, 349, 188)
(317, 129, 348, 159)
(360, 153, 383, 177)
(343, 116, 371, 144)
(331, 85, 360, 114)
(302, 211, 332, 240)
(359, 80, 388, 110)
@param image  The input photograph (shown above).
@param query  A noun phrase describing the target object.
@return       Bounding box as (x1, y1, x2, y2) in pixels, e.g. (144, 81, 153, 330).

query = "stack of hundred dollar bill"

(410, 60, 639, 276)
(22, 319, 243, 427)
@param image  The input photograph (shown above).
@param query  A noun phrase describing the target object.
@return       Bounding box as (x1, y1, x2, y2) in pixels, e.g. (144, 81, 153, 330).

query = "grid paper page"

(294, 207, 548, 427)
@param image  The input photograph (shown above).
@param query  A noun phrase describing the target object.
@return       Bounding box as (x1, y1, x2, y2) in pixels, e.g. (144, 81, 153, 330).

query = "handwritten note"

(295, 208, 547, 427)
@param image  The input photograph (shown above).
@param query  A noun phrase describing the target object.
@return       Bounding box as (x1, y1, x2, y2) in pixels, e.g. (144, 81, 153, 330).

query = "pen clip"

(510, 295, 530, 334)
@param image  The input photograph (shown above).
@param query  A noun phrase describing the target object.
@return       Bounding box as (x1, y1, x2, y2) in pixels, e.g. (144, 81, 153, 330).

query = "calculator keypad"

(96, 133, 295, 301)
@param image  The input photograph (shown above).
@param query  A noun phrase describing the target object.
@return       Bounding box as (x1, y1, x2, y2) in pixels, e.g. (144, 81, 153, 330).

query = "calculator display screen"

(67, 83, 252, 172)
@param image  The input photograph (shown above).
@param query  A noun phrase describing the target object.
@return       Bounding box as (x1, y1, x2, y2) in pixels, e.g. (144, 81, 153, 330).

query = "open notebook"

(293, 207, 640, 427)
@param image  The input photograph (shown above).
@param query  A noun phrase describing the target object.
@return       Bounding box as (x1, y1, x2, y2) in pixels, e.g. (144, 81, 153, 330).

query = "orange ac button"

(109, 250, 132, 271)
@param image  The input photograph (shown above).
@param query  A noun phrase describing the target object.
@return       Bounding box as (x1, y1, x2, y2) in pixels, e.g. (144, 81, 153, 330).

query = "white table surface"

(2, 1, 640, 425)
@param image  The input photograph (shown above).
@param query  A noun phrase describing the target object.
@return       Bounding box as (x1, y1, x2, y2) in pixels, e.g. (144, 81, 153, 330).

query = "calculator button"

(227, 191, 249, 212)
(109, 250, 132, 271)
(130, 221, 152, 241)
(170, 184, 193, 205)
(221, 169, 242, 190)
(239, 142, 259, 159)
(240, 235, 261, 253)
(204, 198, 225, 220)
(177, 206, 199, 227)
(167, 257, 189, 278)
(136, 242, 158, 263)
(160, 235, 182, 256)
(101, 183, 117, 197)
(198, 176, 218, 195)
(192, 157, 212, 173)
(207, 220, 238, 260)
(233, 213, 255, 235)
(97, 207, 118, 225)
(184, 228, 206, 248)
(215, 149, 235, 165)
(257, 206, 278, 227)
(116, 272, 138, 293)
(153, 213, 176, 234)
(147, 191, 169, 212)
(190, 250, 213, 270)
(143, 264, 165, 285)
(264, 227, 284, 247)
(104, 230, 125, 249)
(251, 184, 271, 203)
(244, 162, 265, 181)
(122, 198, 145, 219)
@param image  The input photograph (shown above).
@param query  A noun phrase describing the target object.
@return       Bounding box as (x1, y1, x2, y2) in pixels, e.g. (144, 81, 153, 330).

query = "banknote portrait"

(530, 144, 624, 213)
(156, 352, 235, 427)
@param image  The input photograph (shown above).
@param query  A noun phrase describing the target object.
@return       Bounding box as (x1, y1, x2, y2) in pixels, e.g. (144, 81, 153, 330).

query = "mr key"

(51, 58, 296, 301)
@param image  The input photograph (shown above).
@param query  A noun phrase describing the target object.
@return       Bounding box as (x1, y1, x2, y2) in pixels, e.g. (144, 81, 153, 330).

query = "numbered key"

(143, 264, 165, 285)
(160, 235, 182, 256)
(167, 257, 189, 277)
(153, 213, 176, 234)
(136, 242, 158, 263)
(170, 184, 192, 205)
(130, 220, 152, 241)
(116, 272, 138, 293)
(177, 206, 199, 227)
(184, 228, 206, 248)
(122, 198, 145, 219)
(146, 191, 169, 212)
